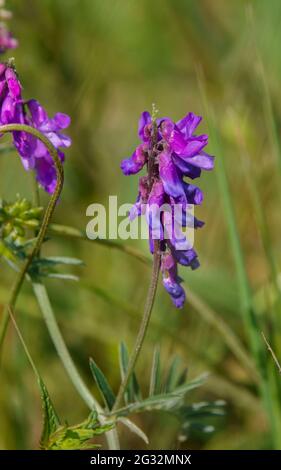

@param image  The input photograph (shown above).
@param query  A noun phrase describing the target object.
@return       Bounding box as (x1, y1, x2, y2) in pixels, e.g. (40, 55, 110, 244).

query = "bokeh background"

(1, 0, 281, 450)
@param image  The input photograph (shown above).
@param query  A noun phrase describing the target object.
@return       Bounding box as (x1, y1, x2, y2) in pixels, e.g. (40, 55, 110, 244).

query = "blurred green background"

(1, 0, 281, 450)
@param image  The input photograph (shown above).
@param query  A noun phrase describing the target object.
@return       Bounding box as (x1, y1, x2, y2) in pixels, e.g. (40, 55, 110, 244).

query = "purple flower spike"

(121, 109, 214, 308)
(0, 62, 71, 193)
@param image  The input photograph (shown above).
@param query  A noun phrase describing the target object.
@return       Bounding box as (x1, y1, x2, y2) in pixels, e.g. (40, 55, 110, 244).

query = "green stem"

(112, 243, 161, 413)
(0, 125, 120, 449)
(32, 281, 119, 450)
(0, 123, 64, 351)
(48, 223, 150, 265)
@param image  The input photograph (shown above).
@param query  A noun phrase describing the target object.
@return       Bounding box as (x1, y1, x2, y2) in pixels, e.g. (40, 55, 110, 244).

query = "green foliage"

(2, 0, 281, 451)
(0, 196, 43, 261)
(0, 197, 84, 280)
(149, 346, 161, 396)
(89, 358, 116, 410)
(119, 342, 141, 404)
(43, 412, 113, 450)
(91, 346, 225, 439)
(39, 377, 113, 450)
(39, 377, 61, 449)
(28, 256, 84, 281)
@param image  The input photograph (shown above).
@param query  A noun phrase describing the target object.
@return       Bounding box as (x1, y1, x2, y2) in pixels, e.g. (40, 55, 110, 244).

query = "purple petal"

(172, 154, 202, 179)
(183, 211, 205, 229)
(171, 246, 199, 267)
(27, 99, 48, 127)
(45, 131, 72, 148)
(0, 64, 6, 76)
(163, 277, 186, 308)
(187, 151, 214, 170)
(121, 144, 148, 175)
(159, 151, 185, 198)
(0, 95, 16, 123)
(0, 79, 6, 98)
(138, 111, 152, 142)
(129, 202, 142, 221)
(120, 156, 140, 175)
(5, 67, 21, 99)
(147, 181, 165, 241)
(53, 113, 71, 129)
(160, 119, 188, 154)
(182, 182, 204, 205)
(177, 112, 202, 138)
(34, 157, 57, 193)
(163, 210, 190, 250)
(161, 253, 176, 272)
(178, 135, 208, 159)
(148, 180, 165, 206)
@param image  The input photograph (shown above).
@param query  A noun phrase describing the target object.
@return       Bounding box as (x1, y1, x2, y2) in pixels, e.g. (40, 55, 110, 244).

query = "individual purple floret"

(0, 62, 71, 193)
(121, 110, 214, 308)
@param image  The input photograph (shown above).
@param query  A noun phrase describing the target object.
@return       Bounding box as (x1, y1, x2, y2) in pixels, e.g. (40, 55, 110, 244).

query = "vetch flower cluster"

(0, 0, 18, 53)
(121, 110, 214, 308)
(0, 61, 71, 193)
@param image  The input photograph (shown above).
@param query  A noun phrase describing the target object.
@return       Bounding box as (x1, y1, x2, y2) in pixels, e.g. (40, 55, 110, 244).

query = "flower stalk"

(0, 123, 63, 350)
(112, 242, 161, 412)
(112, 115, 161, 412)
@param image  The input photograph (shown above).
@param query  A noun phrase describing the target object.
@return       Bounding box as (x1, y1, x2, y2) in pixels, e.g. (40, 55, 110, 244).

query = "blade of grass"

(197, 68, 281, 448)
(262, 332, 281, 375)
(246, 6, 281, 180)
(187, 289, 259, 383)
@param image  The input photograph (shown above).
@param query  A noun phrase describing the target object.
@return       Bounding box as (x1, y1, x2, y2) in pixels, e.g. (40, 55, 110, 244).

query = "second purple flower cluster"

(121, 111, 214, 308)
(0, 62, 71, 193)
(0, 1, 18, 54)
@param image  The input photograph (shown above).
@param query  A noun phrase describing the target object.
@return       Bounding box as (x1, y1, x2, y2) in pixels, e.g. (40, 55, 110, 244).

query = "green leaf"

(46, 412, 113, 450)
(149, 346, 161, 396)
(28, 256, 84, 282)
(111, 373, 208, 418)
(119, 342, 141, 403)
(44, 273, 79, 281)
(173, 372, 209, 395)
(111, 392, 183, 417)
(163, 356, 182, 393)
(118, 417, 149, 445)
(34, 256, 84, 266)
(177, 401, 226, 441)
(38, 377, 61, 449)
(89, 358, 116, 410)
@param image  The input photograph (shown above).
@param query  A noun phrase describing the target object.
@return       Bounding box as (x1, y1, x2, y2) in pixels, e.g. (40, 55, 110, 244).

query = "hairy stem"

(112, 242, 161, 413)
(0, 123, 63, 351)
